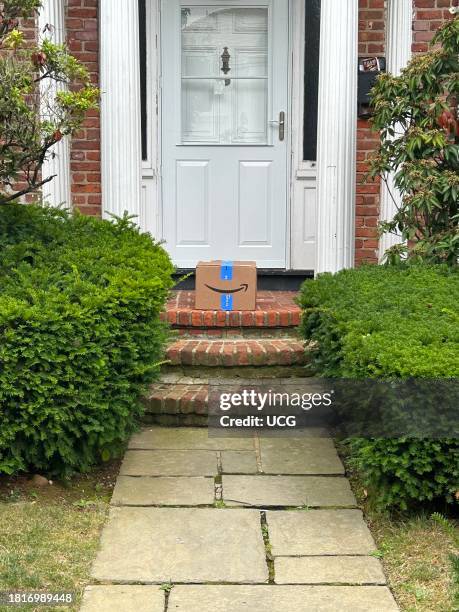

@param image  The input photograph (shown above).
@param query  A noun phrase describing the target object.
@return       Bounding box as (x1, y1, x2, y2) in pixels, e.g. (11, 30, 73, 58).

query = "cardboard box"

(195, 261, 257, 311)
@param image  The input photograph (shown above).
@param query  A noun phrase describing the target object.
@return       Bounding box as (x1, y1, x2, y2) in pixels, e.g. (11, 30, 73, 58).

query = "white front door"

(161, 0, 289, 268)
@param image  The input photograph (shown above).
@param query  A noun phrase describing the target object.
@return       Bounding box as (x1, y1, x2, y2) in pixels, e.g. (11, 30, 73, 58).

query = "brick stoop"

(162, 291, 302, 329)
(145, 291, 308, 425)
(166, 339, 307, 367)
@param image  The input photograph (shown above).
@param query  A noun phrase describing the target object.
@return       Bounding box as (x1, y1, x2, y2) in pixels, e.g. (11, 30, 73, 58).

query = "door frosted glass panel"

(182, 51, 219, 142)
(181, 6, 268, 145)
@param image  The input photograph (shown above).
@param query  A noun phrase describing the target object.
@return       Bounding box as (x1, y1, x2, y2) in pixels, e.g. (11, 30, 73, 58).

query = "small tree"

(0, 0, 98, 204)
(368, 17, 459, 265)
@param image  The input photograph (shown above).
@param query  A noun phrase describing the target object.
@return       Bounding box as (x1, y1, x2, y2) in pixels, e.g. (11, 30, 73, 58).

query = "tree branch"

(0, 174, 56, 205)
(382, 175, 402, 212)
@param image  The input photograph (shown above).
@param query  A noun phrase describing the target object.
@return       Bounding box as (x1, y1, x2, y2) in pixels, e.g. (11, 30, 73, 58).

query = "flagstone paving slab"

(80, 586, 164, 612)
(259, 438, 344, 474)
(274, 556, 387, 585)
(120, 450, 218, 476)
(222, 475, 356, 507)
(221, 450, 259, 474)
(129, 427, 254, 451)
(111, 476, 215, 506)
(267, 510, 376, 556)
(88, 428, 397, 610)
(91, 507, 268, 583)
(167, 585, 399, 611)
(258, 436, 338, 448)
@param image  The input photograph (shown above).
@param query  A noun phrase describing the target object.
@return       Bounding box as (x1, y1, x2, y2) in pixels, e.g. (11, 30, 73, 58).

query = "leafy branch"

(367, 16, 459, 266)
(0, 0, 98, 205)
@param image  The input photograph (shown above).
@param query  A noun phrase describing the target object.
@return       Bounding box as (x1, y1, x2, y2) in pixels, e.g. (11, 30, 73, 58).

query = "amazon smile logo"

(205, 283, 249, 295)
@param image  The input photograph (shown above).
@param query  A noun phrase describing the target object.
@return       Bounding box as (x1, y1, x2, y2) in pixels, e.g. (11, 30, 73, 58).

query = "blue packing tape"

(220, 260, 233, 281)
(221, 294, 233, 311)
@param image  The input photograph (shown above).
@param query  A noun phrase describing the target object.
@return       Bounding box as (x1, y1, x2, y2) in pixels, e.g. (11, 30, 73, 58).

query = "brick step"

(143, 368, 314, 425)
(144, 382, 208, 419)
(153, 290, 305, 426)
(161, 364, 311, 380)
(163, 291, 301, 329)
(173, 327, 300, 339)
(166, 338, 307, 367)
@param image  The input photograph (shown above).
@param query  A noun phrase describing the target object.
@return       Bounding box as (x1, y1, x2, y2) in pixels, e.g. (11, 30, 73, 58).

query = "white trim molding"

(100, 0, 142, 225)
(290, 0, 317, 271)
(315, 0, 358, 274)
(379, 0, 413, 260)
(142, 0, 161, 239)
(39, 0, 71, 208)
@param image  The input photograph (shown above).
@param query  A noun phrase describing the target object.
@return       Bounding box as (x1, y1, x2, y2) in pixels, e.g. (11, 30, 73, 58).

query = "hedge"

(299, 265, 459, 510)
(0, 204, 174, 477)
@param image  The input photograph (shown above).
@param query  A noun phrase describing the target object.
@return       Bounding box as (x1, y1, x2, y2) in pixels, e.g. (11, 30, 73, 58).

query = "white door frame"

(141, 0, 162, 238)
(290, 0, 318, 271)
(142, 0, 296, 269)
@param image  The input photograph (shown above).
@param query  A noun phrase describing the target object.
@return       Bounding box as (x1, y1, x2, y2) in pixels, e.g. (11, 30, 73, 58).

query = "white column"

(39, 0, 71, 207)
(315, 0, 358, 274)
(379, 0, 413, 260)
(100, 0, 142, 223)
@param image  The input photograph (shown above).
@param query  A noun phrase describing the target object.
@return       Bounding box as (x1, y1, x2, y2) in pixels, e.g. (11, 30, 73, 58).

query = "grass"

(340, 444, 459, 612)
(370, 513, 458, 611)
(0, 462, 119, 612)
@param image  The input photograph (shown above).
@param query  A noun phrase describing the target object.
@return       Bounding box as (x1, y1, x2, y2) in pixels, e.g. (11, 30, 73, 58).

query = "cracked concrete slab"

(167, 585, 399, 611)
(91, 507, 268, 583)
(266, 510, 376, 556)
(221, 451, 259, 474)
(275, 556, 387, 585)
(111, 476, 215, 506)
(129, 427, 254, 450)
(120, 450, 218, 476)
(259, 438, 344, 475)
(222, 475, 356, 507)
(80, 586, 164, 612)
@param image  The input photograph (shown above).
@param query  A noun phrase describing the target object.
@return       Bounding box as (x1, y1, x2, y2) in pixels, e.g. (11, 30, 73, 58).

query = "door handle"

(268, 111, 285, 141)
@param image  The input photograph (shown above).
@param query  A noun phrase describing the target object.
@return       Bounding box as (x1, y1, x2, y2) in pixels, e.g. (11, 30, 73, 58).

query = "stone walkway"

(81, 428, 399, 611)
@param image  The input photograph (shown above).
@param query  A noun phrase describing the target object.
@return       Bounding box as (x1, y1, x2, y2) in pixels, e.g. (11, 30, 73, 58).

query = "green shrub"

(299, 265, 459, 510)
(0, 204, 174, 477)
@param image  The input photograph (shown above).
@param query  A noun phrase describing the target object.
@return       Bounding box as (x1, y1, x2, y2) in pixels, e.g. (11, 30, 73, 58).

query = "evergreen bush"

(0, 204, 174, 476)
(299, 265, 459, 510)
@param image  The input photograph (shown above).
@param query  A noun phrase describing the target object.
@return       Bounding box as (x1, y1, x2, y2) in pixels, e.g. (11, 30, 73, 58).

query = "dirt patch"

(0, 460, 121, 506)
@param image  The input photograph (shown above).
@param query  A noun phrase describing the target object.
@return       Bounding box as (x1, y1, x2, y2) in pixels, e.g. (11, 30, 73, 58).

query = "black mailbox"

(358, 56, 386, 119)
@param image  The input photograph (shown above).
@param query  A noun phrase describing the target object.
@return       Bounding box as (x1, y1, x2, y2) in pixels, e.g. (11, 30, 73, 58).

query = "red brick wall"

(356, 0, 387, 265)
(66, 0, 101, 216)
(413, 0, 457, 52)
